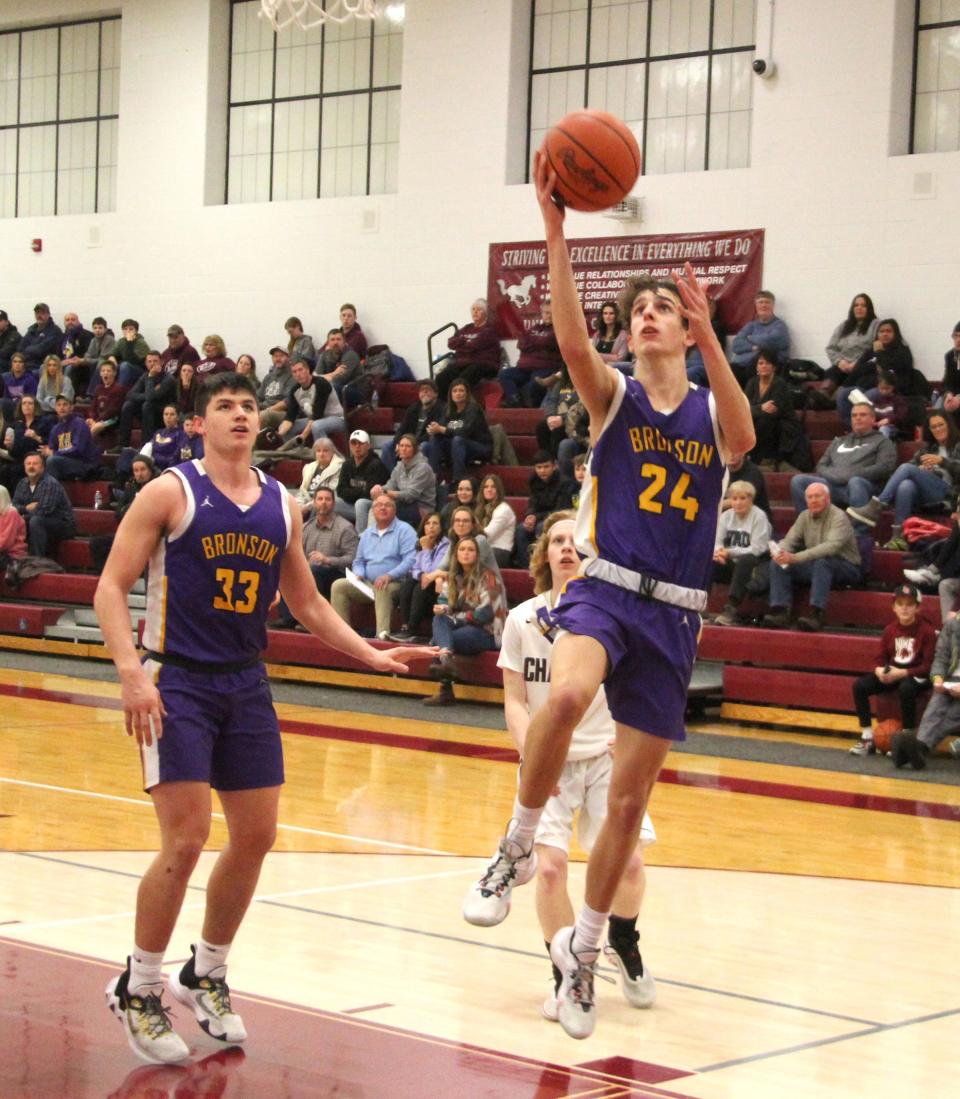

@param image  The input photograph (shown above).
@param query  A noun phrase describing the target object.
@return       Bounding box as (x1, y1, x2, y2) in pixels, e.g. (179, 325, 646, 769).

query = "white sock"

(860, 727, 873, 741)
(573, 903, 608, 955)
(194, 938, 230, 979)
(129, 946, 165, 993)
(506, 799, 542, 850)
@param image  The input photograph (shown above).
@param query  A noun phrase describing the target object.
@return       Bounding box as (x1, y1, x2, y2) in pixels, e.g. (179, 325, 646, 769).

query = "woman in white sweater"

(475, 473, 517, 567)
(711, 479, 772, 626)
(295, 436, 344, 510)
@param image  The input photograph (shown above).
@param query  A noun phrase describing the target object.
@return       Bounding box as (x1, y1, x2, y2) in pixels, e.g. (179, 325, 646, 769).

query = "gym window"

(527, 0, 756, 177)
(226, 0, 403, 204)
(912, 0, 960, 153)
(0, 16, 120, 218)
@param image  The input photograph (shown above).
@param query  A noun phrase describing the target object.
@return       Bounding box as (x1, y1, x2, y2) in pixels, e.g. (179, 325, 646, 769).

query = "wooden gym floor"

(1, 660, 958, 1098)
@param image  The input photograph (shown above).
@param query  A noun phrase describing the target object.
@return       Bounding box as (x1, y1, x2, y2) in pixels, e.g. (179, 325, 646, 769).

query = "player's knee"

(232, 821, 277, 860)
(605, 790, 649, 836)
(548, 684, 593, 731)
(536, 848, 568, 894)
(163, 830, 208, 874)
(620, 849, 645, 887)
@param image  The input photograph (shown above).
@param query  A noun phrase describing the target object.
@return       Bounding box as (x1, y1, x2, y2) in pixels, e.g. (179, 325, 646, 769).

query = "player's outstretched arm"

(93, 477, 182, 746)
(533, 149, 617, 428)
(673, 261, 755, 457)
(278, 499, 436, 674)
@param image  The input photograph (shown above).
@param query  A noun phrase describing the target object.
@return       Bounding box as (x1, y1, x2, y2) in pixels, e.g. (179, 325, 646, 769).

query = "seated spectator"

(71, 316, 116, 396)
(316, 328, 361, 400)
(498, 298, 563, 408)
(12, 452, 76, 556)
(846, 410, 960, 550)
(382, 377, 440, 470)
(195, 334, 235, 382)
(890, 618, 960, 770)
(592, 300, 629, 364)
(1, 353, 38, 422)
(439, 476, 477, 530)
(514, 450, 576, 565)
(0, 310, 21, 371)
(360, 434, 436, 532)
(905, 510, 960, 623)
(235, 354, 259, 384)
(160, 325, 200, 377)
(35, 355, 74, 415)
(535, 365, 588, 477)
(0, 483, 27, 561)
(277, 360, 345, 452)
(475, 473, 516, 568)
(113, 319, 151, 386)
(685, 294, 726, 386)
(761, 482, 861, 632)
(422, 378, 492, 483)
(18, 303, 63, 370)
(937, 320, 960, 415)
(744, 350, 794, 469)
(570, 451, 587, 507)
(89, 455, 157, 571)
(119, 350, 176, 449)
(434, 299, 501, 400)
(44, 394, 102, 480)
(257, 346, 296, 432)
(339, 303, 368, 358)
(138, 405, 196, 471)
(58, 312, 92, 370)
(725, 451, 772, 520)
(390, 511, 449, 642)
(431, 504, 502, 581)
(276, 486, 359, 623)
(864, 370, 909, 440)
(87, 359, 128, 439)
(0, 395, 47, 490)
(790, 401, 897, 531)
(294, 436, 345, 510)
(836, 317, 919, 425)
(849, 583, 935, 756)
(330, 494, 417, 639)
(174, 361, 199, 419)
(711, 480, 772, 626)
(285, 316, 316, 367)
(823, 293, 878, 394)
(334, 429, 389, 523)
(729, 290, 790, 386)
(424, 534, 508, 706)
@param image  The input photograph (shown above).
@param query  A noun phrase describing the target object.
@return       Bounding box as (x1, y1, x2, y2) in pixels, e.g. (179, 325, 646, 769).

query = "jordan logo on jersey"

(201, 495, 214, 508)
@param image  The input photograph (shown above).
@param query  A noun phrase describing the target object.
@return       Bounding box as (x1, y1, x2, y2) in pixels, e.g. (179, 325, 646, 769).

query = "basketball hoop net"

(258, 0, 378, 32)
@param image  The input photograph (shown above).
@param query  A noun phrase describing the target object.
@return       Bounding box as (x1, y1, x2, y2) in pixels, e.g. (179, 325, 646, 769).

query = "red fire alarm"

(31, 238, 42, 253)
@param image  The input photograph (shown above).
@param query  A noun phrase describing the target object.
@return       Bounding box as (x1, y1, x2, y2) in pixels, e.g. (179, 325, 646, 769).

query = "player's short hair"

(617, 276, 688, 330)
(195, 372, 258, 416)
(727, 479, 756, 499)
(529, 509, 577, 595)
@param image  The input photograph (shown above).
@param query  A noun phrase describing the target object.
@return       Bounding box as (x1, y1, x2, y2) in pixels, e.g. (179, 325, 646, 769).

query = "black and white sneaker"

(106, 959, 190, 1064)
(168, 945, 247, 1044)
(462, 835, 537, 927)
(849, 738, 876, 756)
(551, 927, 609, 1040)
(604, 930, 656, 1009)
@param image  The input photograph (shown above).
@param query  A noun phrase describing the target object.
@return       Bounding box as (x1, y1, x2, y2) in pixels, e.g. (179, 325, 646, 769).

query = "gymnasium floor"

(1, 655, 958, 1098)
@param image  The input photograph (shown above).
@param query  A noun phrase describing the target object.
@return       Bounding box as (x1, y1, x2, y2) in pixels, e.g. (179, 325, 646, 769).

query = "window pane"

(274, 21, 322, 99)
(530, 69, 585, 170)
(650, 0, 711, 57)
(587, 62, 646, 135)
(99, 20, 121, 115)
(320, 93, 368, 198)
(18, 123, 56, 216)
(533, 0, 589, 69)
(369, 89, 399, 194)
(712, 0, 755, 49)
(323, 19, 371, 94)
(589, 0, 649, 63)
(57, 120, 97, 214)
(20, 28, 58, 124)
(709, 52, 751, 167)
(0, 34, 20, 126)
(98, 115, 117, 212)
(59, 23, 99, 120)
(0, 128, 15, 217)
(231, 0, 275, 102)
(920, 1, 960, 23)
(228, 103, 272, 203)
(272, 98, 319, 201)
(646, 56, 707, 172)
(372, 15, 403, 87)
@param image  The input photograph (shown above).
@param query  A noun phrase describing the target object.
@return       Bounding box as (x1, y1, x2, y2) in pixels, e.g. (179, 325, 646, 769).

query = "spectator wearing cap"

(382, 377, 441, 470)
(18, 303, 64, 370)
(513, 450, 577, 565)
(257, 346, 297, 433)
(160, 325, 200, 377)
(339, 303, 368, 358)
(42, 394, 101, 480)
(113, 319, 151, 386)
(0, 310, 22, 371)
(849, 583, 936, 757)
(334, 429, 389, 523)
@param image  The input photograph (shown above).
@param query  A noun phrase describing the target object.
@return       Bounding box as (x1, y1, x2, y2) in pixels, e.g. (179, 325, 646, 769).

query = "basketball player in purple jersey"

(95, 374, 434, 1065)
(463, 151, 754, 1039)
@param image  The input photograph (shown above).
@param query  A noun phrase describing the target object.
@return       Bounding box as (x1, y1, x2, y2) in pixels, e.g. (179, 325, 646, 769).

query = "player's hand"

(120, 668, 167, 747)
(671, 262, 714, 347)
(368, 644, 438, 674)
(532, 148, 565, 230)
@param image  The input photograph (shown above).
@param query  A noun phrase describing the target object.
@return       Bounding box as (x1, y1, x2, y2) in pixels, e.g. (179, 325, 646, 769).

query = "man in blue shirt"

(329, 494, 417, 638)
(729, 290, 791, 386)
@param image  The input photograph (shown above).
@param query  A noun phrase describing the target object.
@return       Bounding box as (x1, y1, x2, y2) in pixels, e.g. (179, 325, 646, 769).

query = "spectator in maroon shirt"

(498, 298, 564, 408)
(88, 359, 128, 439)
(434, 298, 501, 400)
(194, 335, 236, 382)
(160, 324, 201, 376)
(339, 303, 368, 358)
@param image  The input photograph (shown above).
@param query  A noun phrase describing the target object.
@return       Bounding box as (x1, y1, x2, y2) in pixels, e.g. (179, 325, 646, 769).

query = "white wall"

(0, 0, 957, 378)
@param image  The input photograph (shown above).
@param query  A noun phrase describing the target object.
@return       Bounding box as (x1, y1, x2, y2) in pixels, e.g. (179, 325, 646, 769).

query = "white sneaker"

(462, 835, 537, 927)
(903, 565, 941, 586)
(106, 962, 190, 1065)
(604, 934, 657, 1009)
(168, 947, 247, 1044)
(550, 927, 602, 1040)
(949, 738, 960, 759)
(541, 993, 559, 1021)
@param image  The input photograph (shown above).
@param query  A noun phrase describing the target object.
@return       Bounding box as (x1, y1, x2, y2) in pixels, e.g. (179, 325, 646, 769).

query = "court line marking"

(8, 851, 884, 1028)
(0, 775, 448, 854)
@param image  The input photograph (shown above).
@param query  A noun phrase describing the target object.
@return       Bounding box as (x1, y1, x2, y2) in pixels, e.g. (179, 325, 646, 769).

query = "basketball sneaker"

(604, 929, 656, 1009)
(551, 926, 607, 1040)
(105, 960, 190, 1065)
(168, 945, 247, 1044)
(849, 738, 876, 756)
(462, 834, 537, 927)
(542, 994, 559, 1021)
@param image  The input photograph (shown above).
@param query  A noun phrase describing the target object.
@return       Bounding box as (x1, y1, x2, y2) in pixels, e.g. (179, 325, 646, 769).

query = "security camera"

(752, 57, 776, 79)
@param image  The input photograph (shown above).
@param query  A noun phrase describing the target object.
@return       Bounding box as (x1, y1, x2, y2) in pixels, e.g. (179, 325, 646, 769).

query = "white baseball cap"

(349, 429, 370, 443)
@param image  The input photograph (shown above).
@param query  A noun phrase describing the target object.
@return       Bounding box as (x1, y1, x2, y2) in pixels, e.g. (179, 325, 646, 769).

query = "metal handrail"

(427, 322, 458, 380)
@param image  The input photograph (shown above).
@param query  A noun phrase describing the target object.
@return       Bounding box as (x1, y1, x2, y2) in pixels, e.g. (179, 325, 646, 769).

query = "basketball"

(873, 718, 901, 754)
(542, 109, 641, 213)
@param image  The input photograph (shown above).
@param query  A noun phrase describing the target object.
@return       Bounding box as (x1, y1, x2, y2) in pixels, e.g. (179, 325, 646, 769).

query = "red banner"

(488, 228, 764, 340)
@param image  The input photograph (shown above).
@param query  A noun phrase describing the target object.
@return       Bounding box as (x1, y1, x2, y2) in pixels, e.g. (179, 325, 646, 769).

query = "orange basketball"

(873, 718, 901, 754)
(542, 109, 641, 213)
